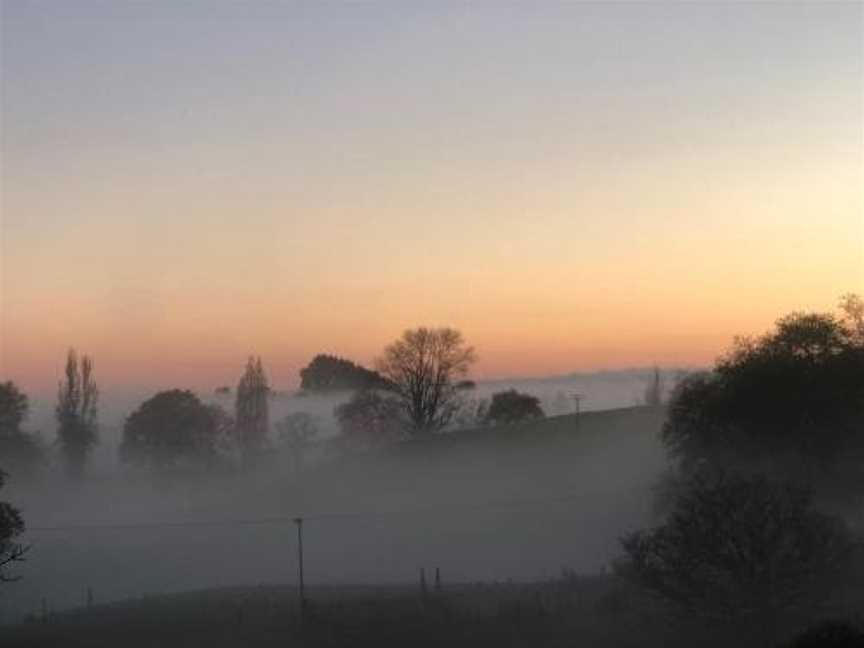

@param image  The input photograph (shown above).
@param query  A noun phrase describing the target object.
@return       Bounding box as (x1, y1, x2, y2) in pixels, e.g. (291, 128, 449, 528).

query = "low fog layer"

(21, 369, 679, 450)
(2, 405, 666, 622)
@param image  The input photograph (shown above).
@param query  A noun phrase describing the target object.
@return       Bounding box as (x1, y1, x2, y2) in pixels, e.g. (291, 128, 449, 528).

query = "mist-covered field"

(1, 406, 667, 624)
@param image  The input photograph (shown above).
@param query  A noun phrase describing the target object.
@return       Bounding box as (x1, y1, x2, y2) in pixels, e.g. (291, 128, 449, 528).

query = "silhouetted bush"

(619, 472, 859, 645)
(485, 389, 545, 425)
(120, 390, 232, 472)
(300, 354, 390, 392)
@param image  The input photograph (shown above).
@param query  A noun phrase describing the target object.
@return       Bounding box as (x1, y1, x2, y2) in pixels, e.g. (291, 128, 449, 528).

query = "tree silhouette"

(485, 389, 544, 425)
(0, 382, 43, 480)
(121, 390, 228, 471)
(235, 356, 270, 463)
(300, 355, 389, 392)
(663, 308, 864, 496)
(0, 382, 28, 437)
(619, 473, 857, 645)
(0, 470, 27, 582)
(55, 349, 98, 480)
(335, 389, 405, 447)
(376, 327, 476, 435)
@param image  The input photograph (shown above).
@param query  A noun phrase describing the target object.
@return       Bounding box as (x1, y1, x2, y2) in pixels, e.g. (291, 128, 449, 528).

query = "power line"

(25, 489, 597, 533)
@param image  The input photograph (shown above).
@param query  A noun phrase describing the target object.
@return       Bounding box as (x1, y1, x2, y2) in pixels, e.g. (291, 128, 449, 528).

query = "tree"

(663, 308, 864, 496)
(55, 349, 98, 480)
(0, 470, 27, 582)
(0, 381, 28, 437)
(235, 356, 270, 462)
(0, 382, 44, 480)
(275, 412, 319, 474)
(376, 327, 476, 435)
(335, 390, 406, 447)
(485, 389, 545, 425)
(299, 354, 390, 392)
(619, 473, 858, 645)
(120, 390, 228, 471)
(839, 293, 864, 345)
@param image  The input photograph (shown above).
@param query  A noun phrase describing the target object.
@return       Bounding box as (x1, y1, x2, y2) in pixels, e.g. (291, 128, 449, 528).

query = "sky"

(1, 1, 862, 396)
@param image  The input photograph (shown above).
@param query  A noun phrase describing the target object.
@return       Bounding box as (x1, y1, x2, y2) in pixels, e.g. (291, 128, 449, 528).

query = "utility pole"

(573, 393, 584, 417)
(293, 517, 305, 625)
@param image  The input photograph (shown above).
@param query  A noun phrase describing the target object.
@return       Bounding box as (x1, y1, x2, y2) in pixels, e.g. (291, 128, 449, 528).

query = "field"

(0, 577, 736, 648)
(3, 406, 668, 623)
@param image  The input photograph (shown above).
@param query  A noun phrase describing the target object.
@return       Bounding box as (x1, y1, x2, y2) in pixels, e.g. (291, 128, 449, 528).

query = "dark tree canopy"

(121, 390, 228, 470)
(335, 390, 405, 447)
(663, 310, 864, 493)
(0, 382, 43, 480)
(299, 354, 390, 392)
(0, 470, 26, 582)
(485, 389, 545, 425)
(0, 382, 28, 437)
(619, 473, 857, 641)
(376, 327, 476, 435)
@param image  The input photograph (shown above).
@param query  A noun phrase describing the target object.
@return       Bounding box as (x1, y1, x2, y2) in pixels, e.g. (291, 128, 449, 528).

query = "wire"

(25, 489, 595, 532)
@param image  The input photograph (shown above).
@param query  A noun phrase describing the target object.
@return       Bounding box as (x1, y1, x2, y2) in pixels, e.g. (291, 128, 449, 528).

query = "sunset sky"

(2, 1, 862, 396)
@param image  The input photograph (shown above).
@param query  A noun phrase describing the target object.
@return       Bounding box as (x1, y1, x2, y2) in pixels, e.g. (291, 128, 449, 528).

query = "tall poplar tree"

(55, 349, 99, 480)
(235, 356, 270, 464)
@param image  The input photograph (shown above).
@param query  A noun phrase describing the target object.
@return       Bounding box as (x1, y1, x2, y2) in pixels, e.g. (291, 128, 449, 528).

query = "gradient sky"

(2, 1, 862, 395)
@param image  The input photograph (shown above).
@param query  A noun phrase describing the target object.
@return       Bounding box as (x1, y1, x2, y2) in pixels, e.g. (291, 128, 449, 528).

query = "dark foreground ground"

(2, 576, 861, 648)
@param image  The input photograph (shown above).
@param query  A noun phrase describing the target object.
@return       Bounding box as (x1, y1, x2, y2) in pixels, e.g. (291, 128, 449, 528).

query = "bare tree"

(235, 356, 270, 463)
(376, 327, 476, 435)
(55, 349, 98, 480)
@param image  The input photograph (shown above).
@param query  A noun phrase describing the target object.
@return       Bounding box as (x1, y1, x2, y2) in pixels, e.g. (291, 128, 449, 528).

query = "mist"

(2, 373, 669, 623)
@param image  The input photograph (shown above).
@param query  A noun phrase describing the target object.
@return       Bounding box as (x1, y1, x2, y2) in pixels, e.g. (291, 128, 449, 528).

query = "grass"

(0, 575, 723, 648)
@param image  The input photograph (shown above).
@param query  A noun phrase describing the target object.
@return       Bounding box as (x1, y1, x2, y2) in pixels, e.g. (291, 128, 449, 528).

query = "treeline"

(615, 293, 864, 646)
(0, 327, 556, 486)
